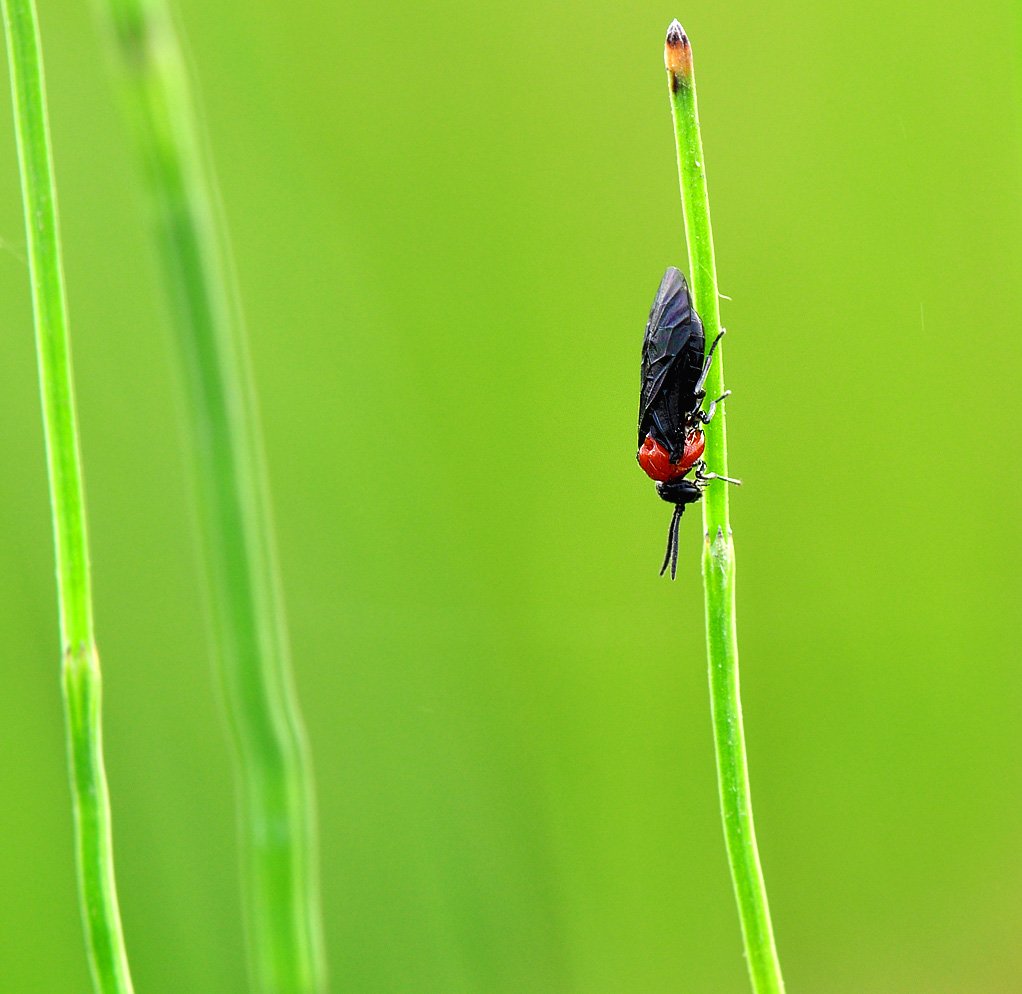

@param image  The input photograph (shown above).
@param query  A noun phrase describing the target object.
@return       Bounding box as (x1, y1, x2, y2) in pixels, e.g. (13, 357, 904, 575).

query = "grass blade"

(664, 19, 786, 994)
(91, 2, 326, 991)
(0, 1, 135, 991)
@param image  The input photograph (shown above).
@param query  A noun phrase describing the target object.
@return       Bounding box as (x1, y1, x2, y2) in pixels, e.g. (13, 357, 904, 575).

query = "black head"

(656, 478, 701, 505)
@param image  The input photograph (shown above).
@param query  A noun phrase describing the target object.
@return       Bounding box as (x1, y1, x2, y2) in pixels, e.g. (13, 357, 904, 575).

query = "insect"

(637, 267, 737, 578)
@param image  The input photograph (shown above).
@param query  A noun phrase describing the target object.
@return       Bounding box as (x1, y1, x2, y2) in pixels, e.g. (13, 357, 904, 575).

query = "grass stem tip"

(665, 18, 692, 87)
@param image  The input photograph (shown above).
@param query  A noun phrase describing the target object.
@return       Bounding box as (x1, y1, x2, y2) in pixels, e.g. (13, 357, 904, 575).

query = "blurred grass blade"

(664, 19, 785, 994)
(92, 1, 326, 991)
(0, 1, 136, 992)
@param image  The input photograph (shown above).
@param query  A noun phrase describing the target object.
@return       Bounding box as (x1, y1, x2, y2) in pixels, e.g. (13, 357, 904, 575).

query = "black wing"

(637, 267, 705, 448)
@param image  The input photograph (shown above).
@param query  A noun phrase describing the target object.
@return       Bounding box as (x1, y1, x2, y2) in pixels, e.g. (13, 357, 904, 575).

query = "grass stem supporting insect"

(0, 1, 135, 991)
(92, 2, 326, 991)
(665, 20, 785, 994)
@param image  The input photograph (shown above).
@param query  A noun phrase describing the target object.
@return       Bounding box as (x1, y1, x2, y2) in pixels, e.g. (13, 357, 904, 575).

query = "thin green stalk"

(664, 20, 785, 994)
(0, 2, 135, 992)
(92, 2, 325, 992)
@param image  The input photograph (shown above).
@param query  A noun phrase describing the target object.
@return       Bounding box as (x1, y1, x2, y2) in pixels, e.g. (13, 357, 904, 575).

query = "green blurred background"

(1, 0, 1020, 990)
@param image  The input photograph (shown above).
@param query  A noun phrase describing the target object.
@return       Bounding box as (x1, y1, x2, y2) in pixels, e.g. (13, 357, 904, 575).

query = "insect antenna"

(660, 503, 684, 579)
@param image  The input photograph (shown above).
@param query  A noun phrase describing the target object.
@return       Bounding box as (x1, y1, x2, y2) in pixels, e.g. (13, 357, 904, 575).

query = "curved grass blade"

(91, 1, 326, 990)
(664, 19, 786, 994)
(0, 1, 136, 991)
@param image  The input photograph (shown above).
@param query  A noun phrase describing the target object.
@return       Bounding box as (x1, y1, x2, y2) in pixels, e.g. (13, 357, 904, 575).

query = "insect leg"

(694, 460, 742, 486)
(698, 389, 731, 424)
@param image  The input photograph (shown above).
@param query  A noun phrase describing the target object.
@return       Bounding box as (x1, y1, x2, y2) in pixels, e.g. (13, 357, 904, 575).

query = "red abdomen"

(637, 430, 704, 482)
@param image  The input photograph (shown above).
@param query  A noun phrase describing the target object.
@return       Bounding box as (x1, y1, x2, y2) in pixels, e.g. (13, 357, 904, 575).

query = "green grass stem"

(0, 1, 135, 991)
(664, 19, 785, 994)
(92, 2, 325, 991)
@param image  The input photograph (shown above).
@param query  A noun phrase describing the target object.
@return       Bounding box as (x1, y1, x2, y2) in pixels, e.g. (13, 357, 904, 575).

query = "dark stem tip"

(664, 19, 692, 81)
(665, 19, 687, 48)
